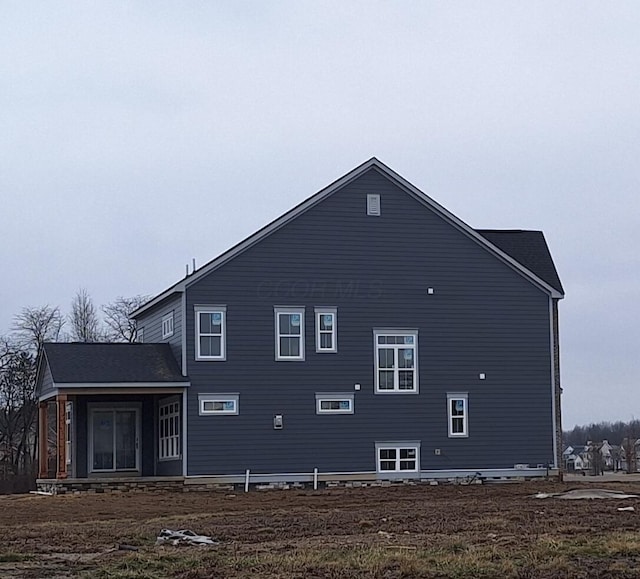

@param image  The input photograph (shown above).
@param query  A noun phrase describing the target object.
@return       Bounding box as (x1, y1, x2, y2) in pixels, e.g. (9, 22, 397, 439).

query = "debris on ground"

(533, 489, 640, 500)
(618, 506, 635, 512)
(156, 529, 219, 547)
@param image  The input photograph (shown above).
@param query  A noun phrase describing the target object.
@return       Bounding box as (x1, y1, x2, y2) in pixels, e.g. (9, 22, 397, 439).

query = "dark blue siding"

(184, 168, 553, 475)
(37, 364, 55, 398)
(136, 294, 183, 371)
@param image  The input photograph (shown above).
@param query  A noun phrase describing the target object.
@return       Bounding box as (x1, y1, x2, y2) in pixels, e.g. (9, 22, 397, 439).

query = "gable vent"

(367, 194, 381, 216)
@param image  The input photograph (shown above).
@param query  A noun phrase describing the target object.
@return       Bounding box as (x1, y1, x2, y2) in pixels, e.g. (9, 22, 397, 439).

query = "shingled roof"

(475, 229, 564, 294)
(42, 342, 187, 384)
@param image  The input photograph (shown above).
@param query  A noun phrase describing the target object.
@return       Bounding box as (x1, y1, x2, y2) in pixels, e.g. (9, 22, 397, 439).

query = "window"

(162, 312, 174, 339)
(447, 393, 468, 437)
(159, 400, 180, 460)
(196, 306, 226, 360)
(275, 307, 305, 360)
(136, 327, 144, 343)
(65, 401, 73, 465)
(376, 443, 420, 473)
(316, 393, 353, 414)
(315, 308, 337, 353)
(199, 394, 239, 415)
(367, 194, 381, 216)
(374, 331, 418, 393)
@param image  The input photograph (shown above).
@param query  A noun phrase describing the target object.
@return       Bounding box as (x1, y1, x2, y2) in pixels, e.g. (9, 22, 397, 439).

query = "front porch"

(35, 342, 190, 482)
(38, 391, 185, 481)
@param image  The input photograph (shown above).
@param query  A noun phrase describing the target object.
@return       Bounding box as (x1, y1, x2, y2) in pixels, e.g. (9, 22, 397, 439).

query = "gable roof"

(41, 342, 187, 384)
(133, 158, 564, 317)
(475, 230, 564, 294)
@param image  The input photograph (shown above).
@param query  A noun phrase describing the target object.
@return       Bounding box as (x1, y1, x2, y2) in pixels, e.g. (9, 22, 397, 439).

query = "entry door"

(91, 409, 139, 472)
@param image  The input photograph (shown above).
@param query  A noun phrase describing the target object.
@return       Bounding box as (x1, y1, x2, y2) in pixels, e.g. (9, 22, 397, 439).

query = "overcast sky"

(1, 2, 638, 428)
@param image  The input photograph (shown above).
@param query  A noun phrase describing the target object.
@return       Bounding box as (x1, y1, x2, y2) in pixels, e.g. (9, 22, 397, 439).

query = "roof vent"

(367, 194, 381, 216)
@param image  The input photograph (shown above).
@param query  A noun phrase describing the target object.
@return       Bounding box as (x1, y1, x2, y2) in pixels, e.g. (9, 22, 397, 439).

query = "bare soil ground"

(3, 480, 640, 578)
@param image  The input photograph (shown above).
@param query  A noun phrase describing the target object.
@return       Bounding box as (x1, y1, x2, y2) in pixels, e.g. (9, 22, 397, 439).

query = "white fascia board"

(54, 381, 191, 388)
(372, 162, 565, 299)
(132, 157, 563, 318)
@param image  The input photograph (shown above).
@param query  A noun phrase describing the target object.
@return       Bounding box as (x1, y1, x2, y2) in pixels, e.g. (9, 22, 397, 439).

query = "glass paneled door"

(90, 409, 139, 472)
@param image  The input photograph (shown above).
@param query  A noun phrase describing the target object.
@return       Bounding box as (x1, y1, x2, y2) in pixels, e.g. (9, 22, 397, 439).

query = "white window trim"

(373, 329, 419, 394)
(375, 442, 420, 474)
(195, 306, 227, 361)
(274, 307, 305, 361)
(315, 307, 337, 353)
(315, 392, 353, 414)
(447, 393, 469, 438)
(162, 312, 174, 339)
(136, 327, 144, 343)
(198, 393, 239, 416)
(159, 398, 180, 460)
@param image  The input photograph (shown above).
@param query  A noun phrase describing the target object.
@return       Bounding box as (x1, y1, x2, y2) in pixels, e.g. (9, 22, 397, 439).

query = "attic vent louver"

(367, 194, 381, 216)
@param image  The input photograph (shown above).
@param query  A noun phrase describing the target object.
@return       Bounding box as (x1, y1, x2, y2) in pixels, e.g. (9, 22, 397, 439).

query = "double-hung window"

(447, 393, 468, 437)
(159, 399, 180, 460)
(162, 312, 174, 339)
(196, 306, 226, 360)
(374, 331, 418, 393)
(376, 443, 420, 473)
(315, 307, 337, 353)
(275, 307, 305, 360)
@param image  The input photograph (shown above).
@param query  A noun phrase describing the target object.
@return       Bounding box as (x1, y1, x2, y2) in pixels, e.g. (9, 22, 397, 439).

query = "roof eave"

(131, 157, 564, 312)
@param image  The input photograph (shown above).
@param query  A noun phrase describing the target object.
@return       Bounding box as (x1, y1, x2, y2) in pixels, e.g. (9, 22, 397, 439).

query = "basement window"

(376, 443, 420, 473)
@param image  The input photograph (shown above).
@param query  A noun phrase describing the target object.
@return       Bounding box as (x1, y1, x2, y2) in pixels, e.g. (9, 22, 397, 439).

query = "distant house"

(35, 158, 564, 491)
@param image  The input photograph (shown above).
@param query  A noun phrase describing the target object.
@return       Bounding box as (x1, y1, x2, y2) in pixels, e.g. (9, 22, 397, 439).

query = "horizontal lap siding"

(184, 168, 553, 475)
(38, 364, 55, 398)
(137, 295, 183, 371)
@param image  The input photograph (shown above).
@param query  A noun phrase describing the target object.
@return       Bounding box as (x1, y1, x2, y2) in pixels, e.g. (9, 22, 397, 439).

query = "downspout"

(552, 297, 563, 479)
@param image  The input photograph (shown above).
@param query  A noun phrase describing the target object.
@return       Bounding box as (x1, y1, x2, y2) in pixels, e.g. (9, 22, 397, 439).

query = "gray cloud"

(1, 1, 639, 427)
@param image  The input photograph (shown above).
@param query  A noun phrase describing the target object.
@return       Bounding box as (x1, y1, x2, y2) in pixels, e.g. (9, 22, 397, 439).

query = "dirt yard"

(2, 480, 640, 578)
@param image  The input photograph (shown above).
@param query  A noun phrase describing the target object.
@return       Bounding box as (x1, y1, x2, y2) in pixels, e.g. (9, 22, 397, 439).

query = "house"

(563, 445, 589, 472)
(35, 158, 564, 491)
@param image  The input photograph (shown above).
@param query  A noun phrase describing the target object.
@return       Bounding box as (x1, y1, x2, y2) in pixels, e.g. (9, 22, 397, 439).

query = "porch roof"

(42, 342, 188, 385)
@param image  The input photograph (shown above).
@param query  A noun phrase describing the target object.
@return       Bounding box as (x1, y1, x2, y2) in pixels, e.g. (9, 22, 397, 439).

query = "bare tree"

(68, 288, 103, 342)
(102, 295, 150, 342)
(12, 305, 64, 352)
(0, 336, 37, 478)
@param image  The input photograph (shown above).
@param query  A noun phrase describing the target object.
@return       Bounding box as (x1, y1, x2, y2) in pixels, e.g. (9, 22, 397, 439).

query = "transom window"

(159, 400, 180, 460)
(376, 444, 419, 473)
(315, 308, 337, 353)
(374, 331, 418, 393)
(275, 307, 305, 360)
(199, 394, 239, 415)
(196, 306, 226, 360)
(447, 393, 468, 437)
(162, 312, 174, 339)
(316, 393, 353, 414)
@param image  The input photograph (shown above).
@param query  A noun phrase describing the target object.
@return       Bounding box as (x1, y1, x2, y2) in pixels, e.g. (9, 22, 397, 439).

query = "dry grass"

(2, 481, 640, 577)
